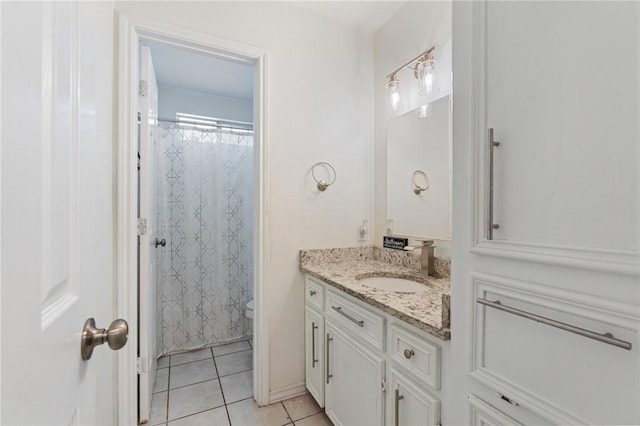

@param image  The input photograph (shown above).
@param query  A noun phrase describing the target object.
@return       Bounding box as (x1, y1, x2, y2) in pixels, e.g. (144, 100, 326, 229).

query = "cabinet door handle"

(395, 388, 405, 426)
(487, 128, 500, 240)
(309, 290, 317, 296)
(331, 306, 365, 327)
(311, 322, 318, 367)
(326, 333, 333, 384)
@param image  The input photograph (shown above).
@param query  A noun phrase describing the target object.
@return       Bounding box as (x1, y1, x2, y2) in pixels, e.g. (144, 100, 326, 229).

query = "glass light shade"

(417, 59, 438, 96)
(386, 79, 402, 113)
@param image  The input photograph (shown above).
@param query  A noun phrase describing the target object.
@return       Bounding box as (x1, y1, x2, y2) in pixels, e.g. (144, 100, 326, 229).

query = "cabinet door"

(325, 322, 385, 426)
(305, 307, 324, 407)
(390, 369, 440, 426)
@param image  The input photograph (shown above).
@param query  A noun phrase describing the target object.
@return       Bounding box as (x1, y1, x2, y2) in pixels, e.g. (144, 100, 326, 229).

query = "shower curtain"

(155, 122, 253, 355)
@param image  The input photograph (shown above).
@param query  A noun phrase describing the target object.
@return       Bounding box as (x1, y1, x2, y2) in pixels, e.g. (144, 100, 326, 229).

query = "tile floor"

(148, 340, 332, 426)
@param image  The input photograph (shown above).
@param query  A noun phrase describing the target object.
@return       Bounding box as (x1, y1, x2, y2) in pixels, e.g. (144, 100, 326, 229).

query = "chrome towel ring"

(412, 170, 430, 194)
(311, 162, 337, 191)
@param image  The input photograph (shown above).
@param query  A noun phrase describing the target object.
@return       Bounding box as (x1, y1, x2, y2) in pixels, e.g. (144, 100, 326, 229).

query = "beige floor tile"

(220, 370, 253, 404)
(170, 348, 213, 366)
(168, 380, 224, 421)
(154, 367, 169, 393)
(168, 406, 229, 426)
(227, 398, 291, 426)
(212, 341, 251, 357)
(282, 394, 322, 421)
(215, 350, 252, 377)
(170, 359, 217, 389)
(149, 391, 168, 425)
(294, 412, 332, 426)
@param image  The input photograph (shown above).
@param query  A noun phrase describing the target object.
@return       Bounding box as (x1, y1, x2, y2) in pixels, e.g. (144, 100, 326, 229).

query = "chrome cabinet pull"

(311, 322, 318, 367)
(326, 333, 333, 384)
(155, 238, 166, 247)
(394, 388, 405, 426)
(331, 306, 365, 327)
(477, 298, 632, 350)
(487, 128, 500, 240)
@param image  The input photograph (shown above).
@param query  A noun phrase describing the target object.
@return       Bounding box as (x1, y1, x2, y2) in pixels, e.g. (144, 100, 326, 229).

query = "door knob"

(81, 318, 128, 361)
(155, 238, 166, 248)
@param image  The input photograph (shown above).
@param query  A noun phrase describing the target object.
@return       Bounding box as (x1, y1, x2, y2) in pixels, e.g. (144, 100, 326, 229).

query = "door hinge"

(138, 80, 148, 97)
(136, 357, 147, 374)
(382, 378, 387, 393)
(137, 218, 147, 236)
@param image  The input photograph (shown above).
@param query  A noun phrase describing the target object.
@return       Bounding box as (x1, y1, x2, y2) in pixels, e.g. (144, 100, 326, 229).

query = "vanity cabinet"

(325, 320, 386, 426)
(304, 275, 445, 426)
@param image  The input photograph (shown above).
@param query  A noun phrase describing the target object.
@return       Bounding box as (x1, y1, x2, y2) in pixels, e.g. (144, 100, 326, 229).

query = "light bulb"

(418, 103, 432, 118)
(418, 59, 438, 96)
(386, 78, 402, 113)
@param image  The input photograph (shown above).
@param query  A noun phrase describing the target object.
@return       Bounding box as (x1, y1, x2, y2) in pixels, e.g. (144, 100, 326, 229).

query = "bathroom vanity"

(300, 248, 450, 426)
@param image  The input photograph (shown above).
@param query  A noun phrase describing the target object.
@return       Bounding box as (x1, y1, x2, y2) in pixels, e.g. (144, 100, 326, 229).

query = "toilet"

(245, 299, 254, 320)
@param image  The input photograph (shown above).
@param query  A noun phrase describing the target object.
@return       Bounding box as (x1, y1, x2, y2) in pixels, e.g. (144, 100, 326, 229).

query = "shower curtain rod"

(157, 117, 254, 131)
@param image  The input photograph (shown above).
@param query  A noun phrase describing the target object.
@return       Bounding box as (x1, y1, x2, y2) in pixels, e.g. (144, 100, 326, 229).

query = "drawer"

(390, 325, 441, 390)
(305, 276, 324, 311)
(326, 290, 385, 351)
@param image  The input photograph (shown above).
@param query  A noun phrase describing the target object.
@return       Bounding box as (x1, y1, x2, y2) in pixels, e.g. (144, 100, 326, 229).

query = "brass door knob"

(81, 318, 129, 361)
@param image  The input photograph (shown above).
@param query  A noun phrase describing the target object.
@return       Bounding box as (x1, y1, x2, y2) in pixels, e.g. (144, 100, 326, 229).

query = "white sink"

(357, 276, 429, 293)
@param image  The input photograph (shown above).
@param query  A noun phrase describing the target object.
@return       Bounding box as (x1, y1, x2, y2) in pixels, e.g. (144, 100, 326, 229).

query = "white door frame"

(115, 13, 270, 424)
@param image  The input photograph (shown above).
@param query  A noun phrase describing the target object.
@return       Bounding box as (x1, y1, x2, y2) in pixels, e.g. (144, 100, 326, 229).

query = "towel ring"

(412, 170, 430, 194)
(311, 162, 337, 191)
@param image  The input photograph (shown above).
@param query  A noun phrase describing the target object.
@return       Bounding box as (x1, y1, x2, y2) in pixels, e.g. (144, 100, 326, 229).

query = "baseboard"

(268, 382, 307, 404)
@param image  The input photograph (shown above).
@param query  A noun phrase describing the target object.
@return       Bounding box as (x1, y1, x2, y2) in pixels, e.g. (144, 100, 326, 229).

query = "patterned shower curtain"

(154, 122, 253, 355)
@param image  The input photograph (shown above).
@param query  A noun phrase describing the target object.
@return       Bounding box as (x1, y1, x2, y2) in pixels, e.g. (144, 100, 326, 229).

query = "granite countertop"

(300, 247, 451, 341)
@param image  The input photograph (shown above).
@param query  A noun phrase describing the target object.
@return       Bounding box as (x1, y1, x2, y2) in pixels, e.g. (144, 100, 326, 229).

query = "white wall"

(157, 85, 253, 123)
(115, 1, 374, 398)
(373, 2, 452, 255)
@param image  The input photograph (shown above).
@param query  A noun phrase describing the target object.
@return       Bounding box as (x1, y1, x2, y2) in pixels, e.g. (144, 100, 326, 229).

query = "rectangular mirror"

(386, 95, 451, 241)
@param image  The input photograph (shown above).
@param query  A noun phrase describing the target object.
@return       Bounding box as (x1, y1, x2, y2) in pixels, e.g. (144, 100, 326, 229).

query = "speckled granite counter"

(300, 247, 451, 341)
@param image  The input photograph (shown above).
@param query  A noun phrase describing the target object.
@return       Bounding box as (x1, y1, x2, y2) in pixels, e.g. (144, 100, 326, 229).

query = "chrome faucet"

(406, 240, 436, 276)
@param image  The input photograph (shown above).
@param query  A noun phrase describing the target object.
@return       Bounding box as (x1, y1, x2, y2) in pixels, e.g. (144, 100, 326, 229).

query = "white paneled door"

(452, 2, 639, 425)
(138, 45, 160, 423)
(1, 2, 117, 424)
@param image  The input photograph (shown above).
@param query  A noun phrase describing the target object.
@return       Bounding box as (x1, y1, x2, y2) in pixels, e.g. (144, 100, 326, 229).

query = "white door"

(138, 45, 160, 423)
(324, 322, 385, 426)
(1, 1, 119, 425)
(452, 1, 639, 425)
(390, 369, 440, 426)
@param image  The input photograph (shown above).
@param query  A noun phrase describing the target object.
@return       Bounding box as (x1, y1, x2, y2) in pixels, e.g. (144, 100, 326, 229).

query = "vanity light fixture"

(386, 75, 402, 113)
(386, 46, 437, 116)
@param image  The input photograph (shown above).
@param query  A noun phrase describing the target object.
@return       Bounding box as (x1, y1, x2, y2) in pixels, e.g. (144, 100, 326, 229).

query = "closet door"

(452, 2, 640, 425)
(478, 1, 639, 271)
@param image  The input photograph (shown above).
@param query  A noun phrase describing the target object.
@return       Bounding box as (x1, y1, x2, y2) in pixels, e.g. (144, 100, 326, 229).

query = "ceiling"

(146, 42, 254, 99)
(146, 2, 407, 98)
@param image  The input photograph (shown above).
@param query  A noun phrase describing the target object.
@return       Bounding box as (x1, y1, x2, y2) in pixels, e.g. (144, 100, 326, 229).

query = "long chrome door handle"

(81, 318, 129, 361)
(331, 306, 364, 327)
(395, 388, 405, 426)
(311, 322, 318, 367)
(488, 128, 500, 240)
(326, 333, 333, 384)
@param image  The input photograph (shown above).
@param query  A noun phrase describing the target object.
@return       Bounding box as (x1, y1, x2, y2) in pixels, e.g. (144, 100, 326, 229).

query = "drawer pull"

(498, 393, 519, 406)
(403, 349, 415, 359)
(331, 306, 365, 327)
(311, 322, 318, 367)
(394, 389, 405, 426)
(309, 290, 317, 296)
(326, 333, 333, 384)
(477, 298, 632, 350)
